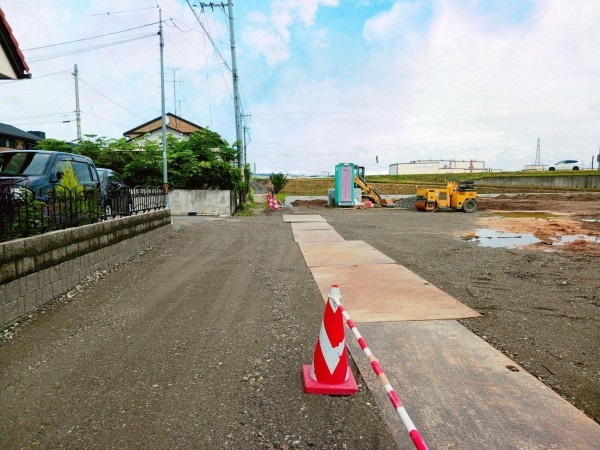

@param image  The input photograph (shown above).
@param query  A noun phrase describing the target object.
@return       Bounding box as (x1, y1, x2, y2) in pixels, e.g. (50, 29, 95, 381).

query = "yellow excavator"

(354, 166, 394, 206)
(415, 180, 477, 212)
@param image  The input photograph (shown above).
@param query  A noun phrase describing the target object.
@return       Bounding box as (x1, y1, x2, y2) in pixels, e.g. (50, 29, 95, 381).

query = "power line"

(80, 111, 129, 128)
(0, 70, 70, 85)
(23, 22, 159, 51)
(79, 77, 148, 120)
(28, 34, 155, 63)
(90, 6, 157, 17)
(0, 111, 73, 121)
(185, 0, 231, 73)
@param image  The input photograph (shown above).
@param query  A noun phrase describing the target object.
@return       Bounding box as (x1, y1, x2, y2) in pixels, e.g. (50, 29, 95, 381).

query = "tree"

(36, 138, 75, 152)
(269, 173, 288, 194)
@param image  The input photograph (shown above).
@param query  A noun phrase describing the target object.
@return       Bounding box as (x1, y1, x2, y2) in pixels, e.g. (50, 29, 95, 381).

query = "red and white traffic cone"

(268, 192, 281, 210)
(302, 285, 358, 395)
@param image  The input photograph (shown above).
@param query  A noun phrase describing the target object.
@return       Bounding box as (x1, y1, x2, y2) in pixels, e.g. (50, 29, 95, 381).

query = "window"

(72, 161, 93, 183)
(0, 152, 52, 175)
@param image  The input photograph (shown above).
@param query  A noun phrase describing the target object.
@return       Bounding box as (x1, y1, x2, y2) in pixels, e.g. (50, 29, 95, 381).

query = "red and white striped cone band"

(303, 285, 358, 395)
(330, 285, 428, 450)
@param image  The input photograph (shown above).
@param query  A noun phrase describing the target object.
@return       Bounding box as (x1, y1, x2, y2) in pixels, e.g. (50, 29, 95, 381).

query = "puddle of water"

(556, 235, 599, 245)
(463, 229, 540, 248)
(581, 219, 600, 223)
(482, 212, 558, 219)
(464, 229, 599, 248)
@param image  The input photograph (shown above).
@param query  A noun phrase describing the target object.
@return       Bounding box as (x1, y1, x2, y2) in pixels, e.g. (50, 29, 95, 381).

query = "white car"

(548, 159, 582, 171)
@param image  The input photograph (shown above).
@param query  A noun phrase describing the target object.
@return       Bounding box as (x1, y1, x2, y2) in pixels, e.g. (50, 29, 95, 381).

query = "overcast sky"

(1, 0, 599, 174)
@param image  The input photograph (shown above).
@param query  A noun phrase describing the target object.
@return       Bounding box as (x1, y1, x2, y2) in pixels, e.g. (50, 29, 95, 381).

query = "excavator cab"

(354, 166, 393, 206)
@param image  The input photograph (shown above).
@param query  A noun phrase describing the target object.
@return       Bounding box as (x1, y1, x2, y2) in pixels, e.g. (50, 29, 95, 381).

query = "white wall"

(169, 190, 236, 216)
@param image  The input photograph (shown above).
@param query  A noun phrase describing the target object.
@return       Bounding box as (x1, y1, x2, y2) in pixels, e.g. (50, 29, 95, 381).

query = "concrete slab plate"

(282, 215, 326, 223)
(290, 222, 334, 231)
(346, 321, 600, 449)
(293, 229, 345, 243)
(298, 241, 395, 267)
(310, 264, 479, 321)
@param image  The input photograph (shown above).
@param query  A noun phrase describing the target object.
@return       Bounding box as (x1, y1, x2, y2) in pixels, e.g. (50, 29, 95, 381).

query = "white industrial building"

(389, 159, 491, 175)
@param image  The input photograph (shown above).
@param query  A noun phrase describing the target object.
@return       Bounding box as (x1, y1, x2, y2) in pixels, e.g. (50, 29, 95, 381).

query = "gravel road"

(0, 214, 396, 449)
(1, 202, 598, 449)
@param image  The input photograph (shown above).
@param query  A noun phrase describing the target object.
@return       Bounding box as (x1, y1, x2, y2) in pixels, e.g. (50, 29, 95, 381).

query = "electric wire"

(23, 23, 159, 51)
(8, 118, 74, 127)
(0, 70, 71, 84)
(203, 32, 213, 128)
(28, 34, 156, 63)
(80, 83, 102, 136)
(79, 77, 148, 121)
(0, 111, 73, 121)
(166, 17, 198, 33)
(90, 6, 157, 17)
(185, 0, 231, 73)
(80, 111, 129, 128)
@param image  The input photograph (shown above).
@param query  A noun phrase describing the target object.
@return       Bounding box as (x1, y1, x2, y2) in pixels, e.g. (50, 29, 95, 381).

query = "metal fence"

(0, 182, 166, 243)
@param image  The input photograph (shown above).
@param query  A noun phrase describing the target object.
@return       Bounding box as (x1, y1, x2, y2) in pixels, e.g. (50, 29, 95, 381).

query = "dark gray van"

(0, 150, 100, 194)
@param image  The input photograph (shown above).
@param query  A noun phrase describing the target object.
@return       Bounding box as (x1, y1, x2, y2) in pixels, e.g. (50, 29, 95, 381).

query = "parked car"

(97, 168, 133, 217)
(0, 150, 100, 194)
(548, 160, 582, 171)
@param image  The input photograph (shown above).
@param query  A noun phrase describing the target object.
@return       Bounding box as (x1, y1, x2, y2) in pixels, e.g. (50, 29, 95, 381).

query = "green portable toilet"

(335, 163, 355, 206)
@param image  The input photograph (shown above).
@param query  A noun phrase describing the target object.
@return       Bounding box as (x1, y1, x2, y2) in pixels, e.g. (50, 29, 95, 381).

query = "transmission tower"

(535, 137, 541, 166)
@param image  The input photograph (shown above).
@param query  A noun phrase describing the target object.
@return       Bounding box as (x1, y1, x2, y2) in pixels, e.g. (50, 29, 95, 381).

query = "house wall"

(0, 50, 17, 79)
(0, 210, 172, 330)
(0, 137, 36, 150)
(169, 190, 237, 216)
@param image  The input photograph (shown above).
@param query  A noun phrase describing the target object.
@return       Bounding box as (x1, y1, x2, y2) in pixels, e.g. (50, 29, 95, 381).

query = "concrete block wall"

(0, 209, 172, 330)
(169, 189, 237, 216)
(478, 175, 600, 190)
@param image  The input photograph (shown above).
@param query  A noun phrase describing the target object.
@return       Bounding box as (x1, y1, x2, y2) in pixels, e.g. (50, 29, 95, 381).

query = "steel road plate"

(282, 215, 327, 223)
(346, 320, 600, 449)
(310, 264, 480, 321)
(298, 241, 395, 267)
(290, 222, 334, 231)
(293, 229, 345, 243)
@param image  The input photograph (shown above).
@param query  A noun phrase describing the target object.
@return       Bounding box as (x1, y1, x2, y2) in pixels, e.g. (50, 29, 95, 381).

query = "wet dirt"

(476, 193, 600, 256)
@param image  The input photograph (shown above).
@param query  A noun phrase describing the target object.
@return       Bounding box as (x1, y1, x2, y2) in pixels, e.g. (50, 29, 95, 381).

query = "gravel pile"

(393, 195, 417, 210)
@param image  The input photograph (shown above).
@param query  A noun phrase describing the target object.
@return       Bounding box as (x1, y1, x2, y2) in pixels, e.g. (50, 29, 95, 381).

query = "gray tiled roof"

(0, 122, 42, 141)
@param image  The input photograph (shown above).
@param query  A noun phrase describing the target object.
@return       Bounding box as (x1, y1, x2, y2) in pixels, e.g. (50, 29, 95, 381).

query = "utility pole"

(242, 113, 251, 169)
(195, 2, 244, 169)
(159, 9, 169, 205)
(167, 67, 183, 116)
(227, 1, 244, 170)
(72, 64, 82, 141)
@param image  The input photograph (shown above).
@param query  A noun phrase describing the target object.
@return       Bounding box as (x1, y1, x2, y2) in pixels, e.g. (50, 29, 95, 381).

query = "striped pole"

(328, 285, 428, 450)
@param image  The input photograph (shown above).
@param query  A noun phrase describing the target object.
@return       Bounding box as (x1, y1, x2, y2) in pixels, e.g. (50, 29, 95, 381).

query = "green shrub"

(269, 172, 288, 194)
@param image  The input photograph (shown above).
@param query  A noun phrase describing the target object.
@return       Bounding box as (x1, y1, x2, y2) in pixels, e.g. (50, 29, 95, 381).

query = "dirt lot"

(0, 192, 598, 448)
(293, 192, 600, 425)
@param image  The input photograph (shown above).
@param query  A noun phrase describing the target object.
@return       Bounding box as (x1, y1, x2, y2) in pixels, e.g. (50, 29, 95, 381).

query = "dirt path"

(0, 215, 395, 449)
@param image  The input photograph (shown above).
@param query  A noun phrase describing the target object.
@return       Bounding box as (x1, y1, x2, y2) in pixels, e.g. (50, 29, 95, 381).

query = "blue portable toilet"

(334, 163, 356, 206)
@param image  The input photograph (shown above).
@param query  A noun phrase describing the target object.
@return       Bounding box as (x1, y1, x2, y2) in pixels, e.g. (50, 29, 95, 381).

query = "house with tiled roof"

(123, 113, 205, 142)
(0, 7, 30, 80)
(0, 123, 43, 150)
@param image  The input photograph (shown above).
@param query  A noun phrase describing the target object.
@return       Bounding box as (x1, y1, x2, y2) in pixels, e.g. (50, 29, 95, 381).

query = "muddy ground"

(292, 192, 600, 424)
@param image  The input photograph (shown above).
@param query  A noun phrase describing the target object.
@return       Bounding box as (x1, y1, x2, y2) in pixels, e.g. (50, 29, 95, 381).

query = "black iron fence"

(0, 182, 166, 243)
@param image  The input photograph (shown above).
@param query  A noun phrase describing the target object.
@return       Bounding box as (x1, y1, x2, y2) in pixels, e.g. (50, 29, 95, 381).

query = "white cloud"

(251, 0, 600, 174)
(244, 0, 339, 66)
